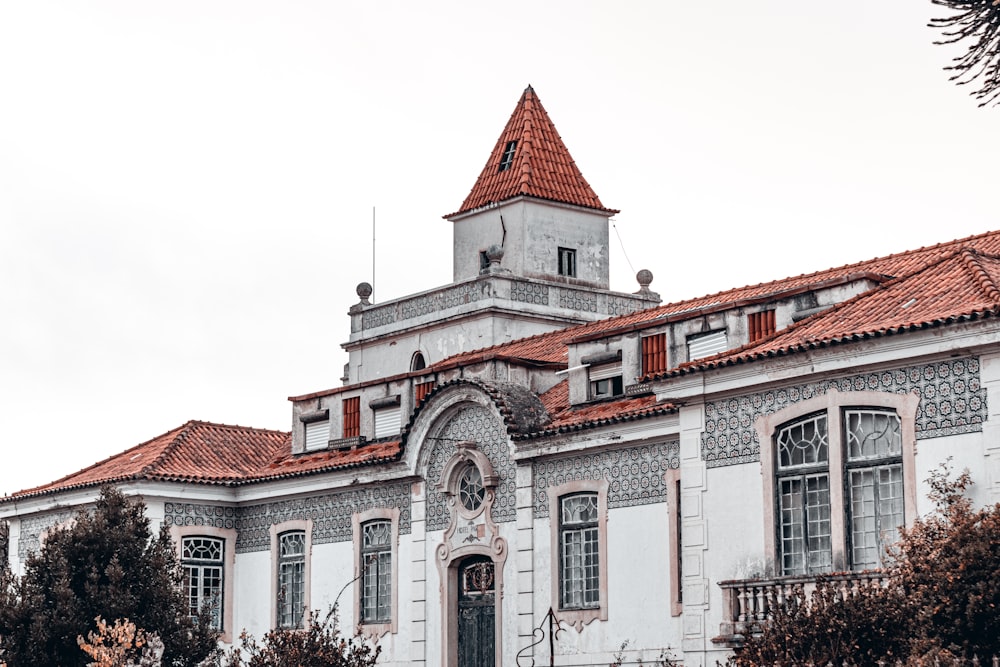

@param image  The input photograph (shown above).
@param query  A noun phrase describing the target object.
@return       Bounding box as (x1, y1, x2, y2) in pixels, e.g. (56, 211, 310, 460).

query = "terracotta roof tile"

(516, 380, 677, 438)
(661, 248, 1000, 377)
(449, 86, 615, 216)
(429, 229, 1000, 373)
(2, 421, 403, 502)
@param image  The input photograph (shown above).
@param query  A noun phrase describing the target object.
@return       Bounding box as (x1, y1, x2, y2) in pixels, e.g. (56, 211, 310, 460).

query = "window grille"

(459, 464, 485, 512)
(845, 409, 903, 569)
(641, 333, 668, 376)
(560, 493, 600, 609)
(343, 397, 361, 438)
(181, 537, 224, 630)
(277, 531, 306, 628)
(361, 520, 392, 624)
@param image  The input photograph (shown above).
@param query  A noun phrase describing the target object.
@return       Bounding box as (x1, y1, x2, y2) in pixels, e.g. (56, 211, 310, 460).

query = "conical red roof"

(450, 86, 615, 216)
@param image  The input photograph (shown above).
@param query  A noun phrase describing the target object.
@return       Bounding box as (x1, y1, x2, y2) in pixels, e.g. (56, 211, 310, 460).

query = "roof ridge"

(140, 421, 191, 477)
(959, 248, 1000, 303)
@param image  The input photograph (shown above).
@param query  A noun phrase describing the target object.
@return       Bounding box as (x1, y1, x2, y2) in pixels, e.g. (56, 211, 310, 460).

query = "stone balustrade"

(715, 570, 890, 646)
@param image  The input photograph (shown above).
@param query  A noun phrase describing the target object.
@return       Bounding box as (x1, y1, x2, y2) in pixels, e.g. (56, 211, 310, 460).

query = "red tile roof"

(521, 380, 677, 438)
(2, 420, 401, 502)
(659, 248, 1000, 378)
(430, 229, 1000, 373)
(449, 86, 615, 217)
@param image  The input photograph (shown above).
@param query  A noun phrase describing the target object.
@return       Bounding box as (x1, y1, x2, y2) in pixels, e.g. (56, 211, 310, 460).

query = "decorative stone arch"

(405, 380, 512, 476)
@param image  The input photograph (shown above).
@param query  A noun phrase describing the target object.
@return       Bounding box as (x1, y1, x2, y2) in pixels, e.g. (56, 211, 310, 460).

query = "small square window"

(558, 247, 577, 277)
(590, 376, 623, 399)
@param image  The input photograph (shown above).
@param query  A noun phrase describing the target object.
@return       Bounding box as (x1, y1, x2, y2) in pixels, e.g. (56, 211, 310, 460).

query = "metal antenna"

(372, 206, 376, 304)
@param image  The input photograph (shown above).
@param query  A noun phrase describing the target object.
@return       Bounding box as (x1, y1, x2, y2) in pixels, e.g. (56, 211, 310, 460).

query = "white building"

(3, 86, 1000, 667)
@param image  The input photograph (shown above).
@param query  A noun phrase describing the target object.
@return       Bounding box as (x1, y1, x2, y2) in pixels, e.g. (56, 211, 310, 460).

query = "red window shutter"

(343, 397, 361, 438)
(641, 333, 667, 376)
(414, 380, 435, 406)
(748, 310, 776, 343)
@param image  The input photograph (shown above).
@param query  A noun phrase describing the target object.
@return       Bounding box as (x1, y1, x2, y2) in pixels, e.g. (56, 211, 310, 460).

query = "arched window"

(411, 352, 426, 371)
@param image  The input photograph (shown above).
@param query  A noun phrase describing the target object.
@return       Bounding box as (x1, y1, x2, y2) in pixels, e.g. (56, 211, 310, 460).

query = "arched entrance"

(456, 555, 496, 667)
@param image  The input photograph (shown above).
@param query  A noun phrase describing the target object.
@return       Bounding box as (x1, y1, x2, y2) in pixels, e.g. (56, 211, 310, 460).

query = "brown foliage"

(220, 609, 380, 667)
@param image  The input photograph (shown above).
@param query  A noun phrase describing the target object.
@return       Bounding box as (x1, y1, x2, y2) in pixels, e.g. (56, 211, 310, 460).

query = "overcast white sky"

(1, 1, 997, 496)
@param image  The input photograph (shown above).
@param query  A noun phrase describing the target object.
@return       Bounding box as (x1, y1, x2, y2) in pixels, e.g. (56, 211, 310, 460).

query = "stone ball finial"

(485, 244, 504, 262)
(636, 269, 653, 288)
(356, 282, 373, 299)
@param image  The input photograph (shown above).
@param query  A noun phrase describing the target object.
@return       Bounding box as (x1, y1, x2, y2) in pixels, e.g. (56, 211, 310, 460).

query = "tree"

(0, 487, 219, 667)
(931, 0, 1000, 106)
(731, 463, 1000, 665)
(220, 608, 380, 667)
(894, 463, 1000, 659)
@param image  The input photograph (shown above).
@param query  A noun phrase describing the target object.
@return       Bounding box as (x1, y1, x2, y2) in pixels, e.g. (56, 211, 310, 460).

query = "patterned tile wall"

(426, 404, 517, 531)
(702, 357, 986, 468)
(17, 509, 77, 561)
(510, 281, 549, 306)
(163, 482, 412, 554)
(558, 289, 598, 313)
(533, 441, 680, 518)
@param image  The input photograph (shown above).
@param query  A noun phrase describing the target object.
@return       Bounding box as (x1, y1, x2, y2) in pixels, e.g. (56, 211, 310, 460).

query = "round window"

(458, 464, 485, 512)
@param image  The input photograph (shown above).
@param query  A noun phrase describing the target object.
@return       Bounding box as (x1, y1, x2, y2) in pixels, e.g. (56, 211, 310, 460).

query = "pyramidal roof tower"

(447, 86, 620, 287)
(342, 86, 659, 385)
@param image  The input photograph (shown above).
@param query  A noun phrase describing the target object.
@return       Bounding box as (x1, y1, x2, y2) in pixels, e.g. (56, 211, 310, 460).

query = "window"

(589, 362, 623, 399)
(170, 525, 235, 642)
(641, 333, 668, 376)
(549, 480, 609, 626)
(411, 352, 426, 372)
(687, 330, 728, 361)
(303, 417, 329, 452)
(748, 309, 776, 343)
(498, 140, 517, 172)
(558, 247, 577, 277)
(371, 395, 401, 439)
(353, 509, 398, 635)
(561, 493, 599, 609)
(343, 396, 361, 439)
(181, 537, 224, 630)
(277, 531, 306, 628)
(361, 520, 392, 623)
(758, 390, 918, 576)
(665, 467, 682, 617)
(414, 379, 435, 407)
(459, 464, 485, 512)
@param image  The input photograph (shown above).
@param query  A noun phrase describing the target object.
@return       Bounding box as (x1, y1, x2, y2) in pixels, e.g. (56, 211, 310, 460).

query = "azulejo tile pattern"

(510, 281, 549, 306)
(163, 483, 412, 553)
(426, 405, 516, 531)
(17, 509, 77, 560)
(532, 441, 680, 518)
(558, 289, 598, 313)
(608, 295, 647, 317)
(702, 357, 986, 468)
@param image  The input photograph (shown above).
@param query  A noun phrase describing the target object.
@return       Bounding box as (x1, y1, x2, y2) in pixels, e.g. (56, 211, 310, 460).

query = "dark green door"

(457, 556, 495, 667)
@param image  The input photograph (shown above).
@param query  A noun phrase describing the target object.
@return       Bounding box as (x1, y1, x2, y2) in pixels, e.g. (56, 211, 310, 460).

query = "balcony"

(714, 570, 890, 648)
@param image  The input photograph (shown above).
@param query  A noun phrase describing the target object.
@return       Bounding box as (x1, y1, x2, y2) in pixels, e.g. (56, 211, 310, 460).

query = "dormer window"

(498, 140, 517, 172)
(558, 247, 577, 277)
(583, 351, 623, 400)
(301, 410, 330, 452)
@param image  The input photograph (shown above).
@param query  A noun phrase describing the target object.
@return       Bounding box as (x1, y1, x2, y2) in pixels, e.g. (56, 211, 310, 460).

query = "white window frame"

(170, 525, 236, 643)
(549, 479, 609, 628)
(270, 520, 312, 630)
(352, 507, 399, 637)
(757, 389, 918, 576)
